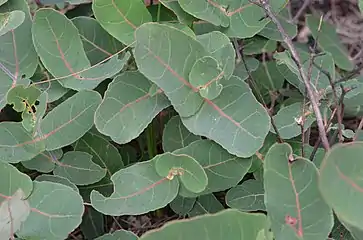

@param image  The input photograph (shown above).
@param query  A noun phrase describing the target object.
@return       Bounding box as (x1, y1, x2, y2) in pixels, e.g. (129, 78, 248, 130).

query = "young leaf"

(189, 56, 224, 100)
(90, 159, 179, 216)
(0, 0, 38, 110)
(0, 10, 25, 36)
(162, 115, 201, 152)
(174, 139, 252, 197)
(196, 31, 235, 81)
(319, 142, 363, 229)
(53, 151, 107, 186)
(134, 22, 208, 117)
(40, 90, 101, 151)
(154, 152, 208, 194)
(226, 179, 265, 212)
(92, 0, 152, 45)
(32, 8, 127, 91)
(181, 76, 270, 158)
(7, 85, 41, 112)
(16, 181, 84, 240)
(306, 15, 354, 71)
(95, 229, 138, 240)
(94, 71, 170, 144)
(139, 209, 267, 240)
(0, 122, 45, 163)
(264, 143, 333, 240)
(0, 189, 30, 240)
(21, 149, 62, 173)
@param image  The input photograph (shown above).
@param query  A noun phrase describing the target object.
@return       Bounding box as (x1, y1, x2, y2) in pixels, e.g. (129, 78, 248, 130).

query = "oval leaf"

(154, 152, 208, 193)
(90, 159, 179, 216)
(162, 115, 201, 152)
(181, 76, 270, 158)
(16, 181, 84, 239)
(319, 142, 363, 229)
(92, 0, 152, 45)
(174, 139, 252, 197)
(40, 90, 101, 151)
(53, 151, 106, 186)
(94, 71, 170, 144)
(140, 209, 267, 240)
(264, 143, 333, 240)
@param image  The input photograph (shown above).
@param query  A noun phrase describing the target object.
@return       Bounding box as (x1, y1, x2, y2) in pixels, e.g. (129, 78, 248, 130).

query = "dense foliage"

(1, 0, 363, 239)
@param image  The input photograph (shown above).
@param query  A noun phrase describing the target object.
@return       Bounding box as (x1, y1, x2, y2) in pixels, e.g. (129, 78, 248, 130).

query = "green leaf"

(178, 0, 229, 28)
(140, 209, 267, 240)
(7, 85, 41, 112)
(181, 75, 270, 158)
(0, 189, 30, 240)
(274, 50, 331, 94)
(174, 139, 252, 197)
(32, 8, 127, 91)
(0, 0, 38, 110)
(94, 71, 170, 144)
(272, 102, 315, 139)
(233, 57, 260, 80)
(81, 206, 105, 240)
(319, 142, 363, 229)
(95, 230, 139, 240)
(189, 56, 224, 100)
(251, 60, 285, 91)
(35, 174, 79, 193)
(264, 143, 333, 240)
(40, 90, 101, 151)
(17, 181, 84, 240)
(196, 31, 235, 81)
(154, 152, 208, 194)
(134, 22, 208, 117)
(226, 179, 265, 212)
(0, 10, 25, 36)
(92, 0, 152, 45)
(162, 115, 201, 152)
(21, 149, 62, 173)
(243, 36, 277, 55)
(22, 91, 48, 133)
(188, 194, 224, 218)
(0, 0, 8, 6)
(90, 159, 179, 216)
(169, 195, 196, 216)
(306, 14, 354, 71)
(258, 8, 297, 41)
(72, 16, 125, 65)
(74, 132, 124, 177)
(0, 161, 33, 203)
(0, 122, 45, 163)
(178, 0, 287, 38)
(160, 0, 195, 26)
(331, 215, 354, 240)
(53, 151, 107, 186)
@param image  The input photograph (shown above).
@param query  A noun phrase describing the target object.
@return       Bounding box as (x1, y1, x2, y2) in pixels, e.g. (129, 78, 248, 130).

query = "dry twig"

(252, 0, 331, 151)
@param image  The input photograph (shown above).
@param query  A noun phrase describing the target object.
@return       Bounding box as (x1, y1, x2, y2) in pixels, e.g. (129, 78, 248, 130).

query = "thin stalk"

(157, 2, 162, 22)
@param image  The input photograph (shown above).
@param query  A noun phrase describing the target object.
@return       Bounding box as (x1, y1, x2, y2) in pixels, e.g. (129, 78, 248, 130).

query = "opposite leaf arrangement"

(1, 0, 363, 239)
